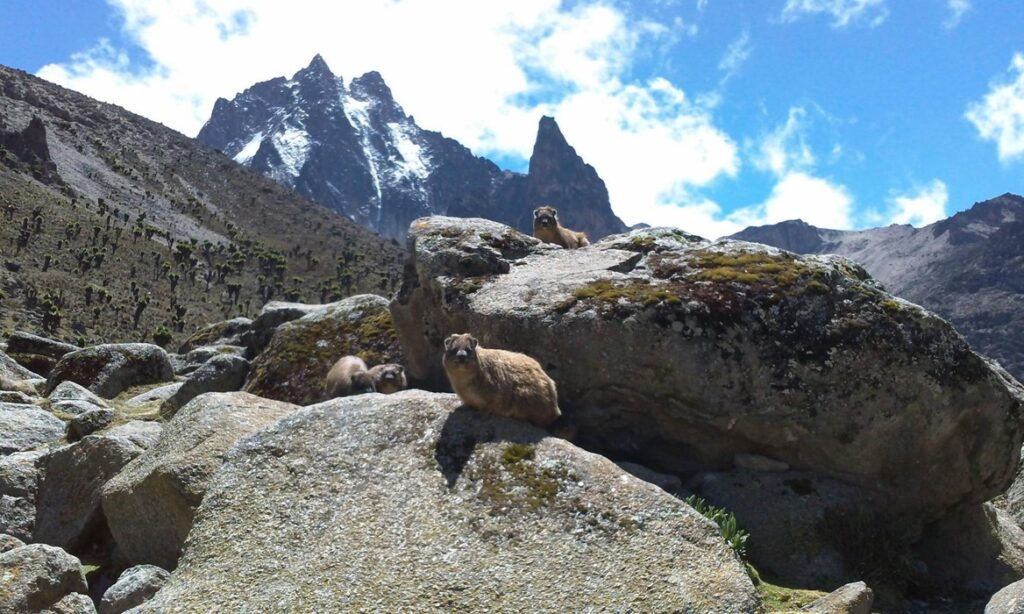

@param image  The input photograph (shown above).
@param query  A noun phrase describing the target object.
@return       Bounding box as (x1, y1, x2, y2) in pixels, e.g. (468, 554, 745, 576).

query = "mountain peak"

(350, 71, 394, 103)
(305, 53, 333, 75)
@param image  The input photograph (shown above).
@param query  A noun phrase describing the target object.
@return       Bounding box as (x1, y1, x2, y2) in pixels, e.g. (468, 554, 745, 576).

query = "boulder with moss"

(159, 354, 249, 418)
(137, 391, 758, 612)
(391, 217, 1024, 535)
(103, 392, 298, 569)
(242, 300, 326, 356)
(244, 295, 404, 405)
(177, 317, 252, 354)
(47, 344, 174, 399)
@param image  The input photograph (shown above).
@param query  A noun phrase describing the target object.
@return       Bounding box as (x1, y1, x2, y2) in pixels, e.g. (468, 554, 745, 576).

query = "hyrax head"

(444, 333, 479, 365)
(533, 206, 559, 229)
(351, 371, 376, 395)
(376, 364, 404, 383)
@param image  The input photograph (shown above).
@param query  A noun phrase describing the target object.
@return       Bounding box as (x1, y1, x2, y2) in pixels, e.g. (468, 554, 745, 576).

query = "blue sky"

(2, 0, 1023, 237)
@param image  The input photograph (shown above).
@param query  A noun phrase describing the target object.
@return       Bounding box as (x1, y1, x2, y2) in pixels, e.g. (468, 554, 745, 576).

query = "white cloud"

(718, 31, 751, 79)
(943, 0, 971, 29)
(752, 106, 815, 175)
(38, 0, 743, 236)
(965, 53, 1024, 162)
(883, 180, 948, 227)
(780, 0, 889, 28)
(732, 172, 854, 230)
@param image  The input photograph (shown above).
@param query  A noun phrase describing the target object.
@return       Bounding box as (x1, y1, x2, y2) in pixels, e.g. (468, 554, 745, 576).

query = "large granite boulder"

(159, 354, 249, 418)
(0, 543, 88, 612)
(989, 578, 1024, 613)
(244, 295, 404, 405)
(391, 217, 1024, 532)
(33, 424, 158, 551)
(0, 402, 65, 454)
(242, 300, 325, 356)
(47, 344, 174, 399)
(177, 317, 252, 354)
(136, 391, 758, 612)
(6, 332, 79, 377)
(0, 450, 46, 540)
(103, 392, 298, 569)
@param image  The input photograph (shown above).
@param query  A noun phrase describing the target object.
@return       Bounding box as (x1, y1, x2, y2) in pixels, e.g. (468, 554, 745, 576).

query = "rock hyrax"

(324, 355, 376, 399)
(442, 333, 561, 427)
(532, 205, 589, 249)
(0, 373, 36, 396)
(368, 363, 407, 394)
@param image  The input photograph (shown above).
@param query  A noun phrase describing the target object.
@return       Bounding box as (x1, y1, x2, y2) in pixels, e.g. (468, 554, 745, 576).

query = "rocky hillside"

(197, 55, 626, 241)
(730, 193, 1024, 381)
(0, 64, 403, 349)
(4, 217, 1024, 611)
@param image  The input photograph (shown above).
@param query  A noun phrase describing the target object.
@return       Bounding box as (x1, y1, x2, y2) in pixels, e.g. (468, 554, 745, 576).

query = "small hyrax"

(442, 333, 561, 427)
(324, 355, 377, 398)
(532, 205, 589, 249)
(368, 363, 407, 394)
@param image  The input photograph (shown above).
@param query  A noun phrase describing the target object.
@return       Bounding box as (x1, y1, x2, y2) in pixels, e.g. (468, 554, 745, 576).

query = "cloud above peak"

(966, 52, 1024, 163)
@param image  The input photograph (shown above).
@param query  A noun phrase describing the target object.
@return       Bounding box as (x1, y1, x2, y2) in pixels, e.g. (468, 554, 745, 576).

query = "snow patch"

(342, 94, 383, 204)
(387, 121, 432, 182)
(233, 132, 264, 165)
(272, 127, 311, 178)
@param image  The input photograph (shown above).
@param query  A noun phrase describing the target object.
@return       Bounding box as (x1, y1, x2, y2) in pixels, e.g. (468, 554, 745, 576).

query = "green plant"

(684, 494, 749, 558)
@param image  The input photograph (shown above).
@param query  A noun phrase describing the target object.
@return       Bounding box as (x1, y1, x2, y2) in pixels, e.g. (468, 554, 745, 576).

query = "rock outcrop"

(391, 217, 1024, 538)
(159, 354, 249, 418)
(102, 392, 298, 569)
(0, 543, 88, 612)
(0, 450, 45, 540)
(137, 391, 758, 612)
(244, 295, 404, 405)
(0, 402, 65, 454)
(47, 344, 174, 399)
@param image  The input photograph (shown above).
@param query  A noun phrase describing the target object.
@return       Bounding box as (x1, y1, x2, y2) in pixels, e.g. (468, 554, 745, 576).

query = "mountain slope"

(197, 55, 626, 241)
(0, 64, 403, 348)
(730, 193, 1024, 380)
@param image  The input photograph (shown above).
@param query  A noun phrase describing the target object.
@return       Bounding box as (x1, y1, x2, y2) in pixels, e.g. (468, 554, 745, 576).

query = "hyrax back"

(442, 333, 561, 427)
(324, 355, 376, 399)
(532, 205, 589, 249)
(368, 363, 407, 394)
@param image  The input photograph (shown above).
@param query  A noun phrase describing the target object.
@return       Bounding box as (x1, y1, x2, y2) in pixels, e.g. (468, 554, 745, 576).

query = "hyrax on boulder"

(442, 333, 561, 427)
(324, 355, 376, 398)
(368, 364, 407, 394)
(532, 205, 589, 249)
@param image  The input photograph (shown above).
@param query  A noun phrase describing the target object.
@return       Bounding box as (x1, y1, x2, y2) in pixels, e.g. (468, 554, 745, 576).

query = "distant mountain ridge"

(730, 193, 1024, 381)
(197, 55, 626, 240)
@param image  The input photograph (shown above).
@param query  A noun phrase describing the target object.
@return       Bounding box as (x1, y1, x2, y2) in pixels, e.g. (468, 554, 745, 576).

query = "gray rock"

(0, 348, 43, 381)
(7, 331, 79, 360)
(171, 345, 246, 376)
(102, 421, 162, 451)
(177, 317, 252, 354)
(51, 399, 108, 416)
(694, 469, 864, 587)
(136, 391, 758, 612)
(48, 381, 110, 409)
(47, 344, 174, 399)
(0, 533, 24, 552)
(0, 390, 36, 403)
(391, 217, 1024, 532)
(45, 592, 98, 614)
(244, 295, 404, 406)
(34, 431, 149, 551)
(0, 402, 65, 454)
(122, 383, 182, 408)
(103, 392, 298, 569)
(0, 450, 45, 540)
(244, 301, 324, 355)
(803, 581, 874, 613)
(68, 409, 116, 441)
(988, 578, 1024, 614)
(99, 565, 170, 614)
(160, 354, 249, 418)
(0, 543, 88, 612)
(615, 461, 682, 493)
(734, 453, 790, 472)
(913, 503, 1024, 595)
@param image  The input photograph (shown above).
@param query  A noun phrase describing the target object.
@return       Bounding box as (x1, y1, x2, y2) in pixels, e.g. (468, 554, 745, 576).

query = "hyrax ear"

(533, 207, 541, 218)
(397, 365, 405, 373)
(444, 335, 456, 350)
(469, 336, 479, 349)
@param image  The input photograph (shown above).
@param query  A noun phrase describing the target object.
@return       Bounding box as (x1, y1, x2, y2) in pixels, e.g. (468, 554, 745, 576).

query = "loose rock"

(47, 344, 174, 399)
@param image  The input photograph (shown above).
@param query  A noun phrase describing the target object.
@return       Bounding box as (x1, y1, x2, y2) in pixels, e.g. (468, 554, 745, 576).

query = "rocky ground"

(2, 217, 1024, 612)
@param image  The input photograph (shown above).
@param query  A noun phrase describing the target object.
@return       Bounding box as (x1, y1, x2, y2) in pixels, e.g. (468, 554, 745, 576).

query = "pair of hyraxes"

(324, 356, 407, 398)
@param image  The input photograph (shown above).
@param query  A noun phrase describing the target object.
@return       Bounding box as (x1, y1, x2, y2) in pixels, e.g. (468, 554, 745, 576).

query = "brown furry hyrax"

(324, 355, 377, 398)
(532, 206, 589, 249)
(442, 333, 561, 427)
(368, 364, 407, 394)
(0, 373, 36, 396)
